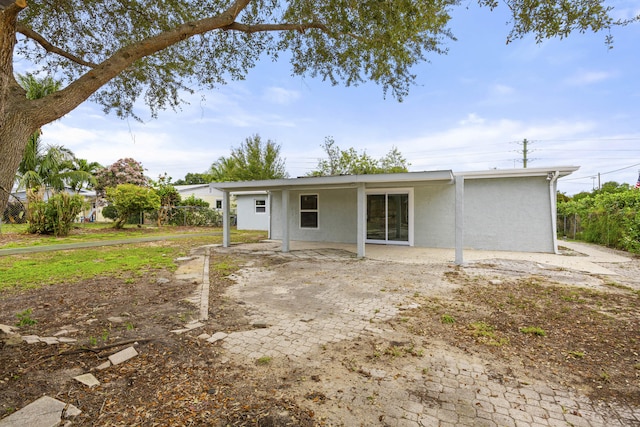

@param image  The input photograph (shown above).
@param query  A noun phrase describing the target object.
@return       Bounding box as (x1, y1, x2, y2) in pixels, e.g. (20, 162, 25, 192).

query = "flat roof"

(211, 166, 580, 192)
(212, 170, 455, 192)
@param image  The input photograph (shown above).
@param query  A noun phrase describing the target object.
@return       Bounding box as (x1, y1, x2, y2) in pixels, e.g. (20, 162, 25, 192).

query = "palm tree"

(17, 73, 61, 101)
(67, 158, 102, 193)
(14, 74, 68, 194)
(15, 135, 76, 193)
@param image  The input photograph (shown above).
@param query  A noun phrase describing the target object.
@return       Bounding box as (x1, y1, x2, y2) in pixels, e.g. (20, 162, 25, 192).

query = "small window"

(215, 200, 222, 209)
(300, 194, 318, 228)
(255, 199, 266, 214)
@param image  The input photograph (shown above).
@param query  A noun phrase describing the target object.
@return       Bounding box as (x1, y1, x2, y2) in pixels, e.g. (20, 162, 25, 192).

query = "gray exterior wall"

(267, 176, 555, 253)
(413, 184, 456, 248)
(462, 177, 554, 252)
(270, 188, 358, 243)
(236, 194, 270, 231)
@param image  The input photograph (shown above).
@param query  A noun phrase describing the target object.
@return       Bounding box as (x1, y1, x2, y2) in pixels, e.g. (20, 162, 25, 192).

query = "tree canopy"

(95, 158, 149, 197)
(0, 0, 636, 212)
(210, 134, 287, 181)
(174, 173, 214, 185)
(309, 137, 410, 176)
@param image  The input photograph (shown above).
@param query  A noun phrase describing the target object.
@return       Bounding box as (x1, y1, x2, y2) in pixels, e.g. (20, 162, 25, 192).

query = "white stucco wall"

(413, 184, 456, 248)
(236, 194, 270, 231)
(462, 177, 554, 252)
(270, 188, 358, 243)
(175, 185, 223, 209)
(267, 176, 556, 253)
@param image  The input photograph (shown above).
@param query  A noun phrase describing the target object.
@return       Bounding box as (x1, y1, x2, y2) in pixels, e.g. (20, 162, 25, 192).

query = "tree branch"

(17, 23, 98, 68)
(221, 21, 328, 34)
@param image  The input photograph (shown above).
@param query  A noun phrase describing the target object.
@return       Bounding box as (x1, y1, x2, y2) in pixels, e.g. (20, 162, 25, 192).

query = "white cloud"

(380, 116, 597, 173)
(565, 70, 614, 86)
(491, 84, 515, 96)
(458, 113, 485, 125)
(262, 87, 301, 105)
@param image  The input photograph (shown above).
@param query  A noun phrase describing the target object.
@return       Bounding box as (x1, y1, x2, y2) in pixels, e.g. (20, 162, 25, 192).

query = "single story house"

(234, 191, 270, 231)
(212, 166, 579, 264)
(174, 184, 224, 209)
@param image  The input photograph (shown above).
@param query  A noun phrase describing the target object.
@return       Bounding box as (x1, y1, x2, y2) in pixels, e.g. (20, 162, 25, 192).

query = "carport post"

(281, 189, 290, 253)
(455, 175, 464, 265)
(356, 183, 366, 258)
(222, 190, 231, 248)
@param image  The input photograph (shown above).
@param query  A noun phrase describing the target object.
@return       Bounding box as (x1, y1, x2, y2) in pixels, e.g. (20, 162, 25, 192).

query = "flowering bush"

(95, 158, 148, 197)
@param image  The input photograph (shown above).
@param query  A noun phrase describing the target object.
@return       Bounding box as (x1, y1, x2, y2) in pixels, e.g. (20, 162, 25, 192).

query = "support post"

(455, 176, 464, 265)
(356, 183, 366, 258)
(222, 190, 230, 248)
(281, 189, 290, 253)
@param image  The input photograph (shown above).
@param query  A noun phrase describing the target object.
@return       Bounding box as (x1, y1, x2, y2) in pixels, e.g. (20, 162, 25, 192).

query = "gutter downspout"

(549, 171, 560, 254)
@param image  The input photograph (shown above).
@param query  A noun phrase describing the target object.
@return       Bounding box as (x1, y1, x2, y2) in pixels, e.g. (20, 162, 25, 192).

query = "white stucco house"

(174, 184, 224, 209)
(212, 167, 579, 263)
(234, 191, 270, 231)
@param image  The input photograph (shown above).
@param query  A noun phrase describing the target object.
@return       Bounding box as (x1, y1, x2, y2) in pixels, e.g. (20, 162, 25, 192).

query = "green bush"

(102, 204, 118, 221)
(181, 195, 210, 207)
(559, 189, 640, 253)
(27, 191, 85, 236)
(105, 184, 160, 229)
(170, 207, 221, 226)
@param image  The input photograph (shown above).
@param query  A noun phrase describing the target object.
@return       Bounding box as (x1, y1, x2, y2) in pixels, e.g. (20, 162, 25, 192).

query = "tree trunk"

(0, 5, 32, 215)
(0, 113, 33, 213)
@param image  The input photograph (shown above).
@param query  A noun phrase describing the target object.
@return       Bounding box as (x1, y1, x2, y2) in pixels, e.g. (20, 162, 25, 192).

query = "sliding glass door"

(366, 192, 410, 244)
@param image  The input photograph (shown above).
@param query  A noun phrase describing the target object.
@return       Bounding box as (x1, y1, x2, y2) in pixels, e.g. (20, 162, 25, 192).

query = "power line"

(561, 161, 640, 181)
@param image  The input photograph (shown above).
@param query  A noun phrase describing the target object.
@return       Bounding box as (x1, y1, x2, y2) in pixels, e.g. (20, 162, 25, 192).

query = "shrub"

(181, 195, 209, 207)
(105, 184, 160, 229)
(102, 204, 118, 221)
(27, 190, 85, 236)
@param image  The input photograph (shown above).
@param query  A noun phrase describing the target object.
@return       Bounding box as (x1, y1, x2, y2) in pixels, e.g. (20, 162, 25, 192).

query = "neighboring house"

(212, 167, 579, 263)
(234, 191, 270, 231)
(11, 187, 101, 220)
(174, 184, 224, 209)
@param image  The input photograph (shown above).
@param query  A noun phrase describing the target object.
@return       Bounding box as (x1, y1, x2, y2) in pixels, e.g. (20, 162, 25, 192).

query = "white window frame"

(255, 198, 267, 214)
(215, 200, 222, 209)
(365, 188, 414, 246)
(299, 193, 319, 229)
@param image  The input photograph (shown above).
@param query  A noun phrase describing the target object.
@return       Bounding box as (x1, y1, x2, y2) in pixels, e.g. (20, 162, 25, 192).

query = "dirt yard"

(0, 238, 638, 426)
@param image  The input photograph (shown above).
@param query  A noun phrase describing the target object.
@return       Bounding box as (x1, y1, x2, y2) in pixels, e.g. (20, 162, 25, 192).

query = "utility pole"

(514, 139, 535, 168)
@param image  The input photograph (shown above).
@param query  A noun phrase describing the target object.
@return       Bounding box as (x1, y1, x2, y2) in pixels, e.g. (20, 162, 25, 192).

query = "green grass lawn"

(0, 245, 181, 291)
(0, 222, 225, 249)
(0, 228, 267, 291)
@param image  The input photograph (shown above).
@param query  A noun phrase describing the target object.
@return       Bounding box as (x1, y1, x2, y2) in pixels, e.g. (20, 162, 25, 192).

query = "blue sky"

(34, 2, 640, 195)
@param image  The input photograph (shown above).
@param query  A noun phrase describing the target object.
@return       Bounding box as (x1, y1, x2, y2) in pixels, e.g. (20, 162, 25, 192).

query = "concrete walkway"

(250, 239, 632, 275)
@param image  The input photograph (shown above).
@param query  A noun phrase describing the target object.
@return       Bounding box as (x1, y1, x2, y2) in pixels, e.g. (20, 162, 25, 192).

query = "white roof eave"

(454, 166, 580, 179)
(211, 170, 455, 192)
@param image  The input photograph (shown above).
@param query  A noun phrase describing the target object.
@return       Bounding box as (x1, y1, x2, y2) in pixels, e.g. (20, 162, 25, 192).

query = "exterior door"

(366, 192, 410, 244)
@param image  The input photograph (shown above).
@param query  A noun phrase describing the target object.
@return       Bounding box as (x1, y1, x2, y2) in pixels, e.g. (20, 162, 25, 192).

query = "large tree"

(210, 134, 287, 181)
(0, 1, 636, 212)
(309, 137, 410, 176)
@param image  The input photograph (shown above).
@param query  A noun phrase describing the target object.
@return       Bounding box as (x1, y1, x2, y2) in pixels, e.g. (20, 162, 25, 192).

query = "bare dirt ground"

(0, 237, 639, 425)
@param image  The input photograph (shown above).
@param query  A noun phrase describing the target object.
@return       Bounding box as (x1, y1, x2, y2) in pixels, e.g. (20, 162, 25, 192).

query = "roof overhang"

(455, 166, 580, 180)
(212, 170, 455, 192)
(211, 166, 580, 193)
